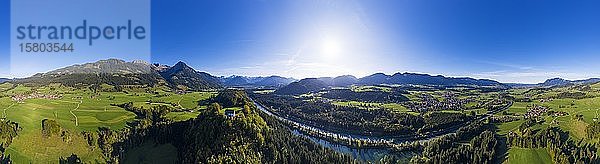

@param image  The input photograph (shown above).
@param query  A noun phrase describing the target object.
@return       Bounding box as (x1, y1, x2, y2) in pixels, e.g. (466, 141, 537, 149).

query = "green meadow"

(0, 83, 214, 163)
(507, 148, 552, 164)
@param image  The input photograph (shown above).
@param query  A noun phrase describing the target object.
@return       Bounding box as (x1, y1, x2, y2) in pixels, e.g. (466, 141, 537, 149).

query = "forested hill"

(109, 90, 355, 163)
(14, 59, 222, 90)
(274, 78, 329, 95)
(158, 61, 222, 90)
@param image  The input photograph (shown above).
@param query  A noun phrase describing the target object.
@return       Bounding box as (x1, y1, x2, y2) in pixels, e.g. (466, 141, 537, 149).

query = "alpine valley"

(0, 59, 598, 163)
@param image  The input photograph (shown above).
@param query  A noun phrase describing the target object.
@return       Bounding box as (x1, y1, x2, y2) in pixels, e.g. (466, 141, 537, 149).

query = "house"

(225, 109, 236, 118)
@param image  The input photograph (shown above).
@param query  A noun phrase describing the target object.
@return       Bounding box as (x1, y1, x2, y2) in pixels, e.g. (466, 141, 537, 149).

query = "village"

(11, 92, 62, 103)
(523, 104, 549, 118)
(404, 93, 474, 113)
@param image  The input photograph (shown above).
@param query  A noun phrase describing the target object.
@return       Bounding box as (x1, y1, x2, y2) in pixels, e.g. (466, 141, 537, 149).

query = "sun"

(321, 37, 342, 58)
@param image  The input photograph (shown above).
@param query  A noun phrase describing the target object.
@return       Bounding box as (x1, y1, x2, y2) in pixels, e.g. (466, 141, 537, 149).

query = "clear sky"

(2, 0, 600, 83)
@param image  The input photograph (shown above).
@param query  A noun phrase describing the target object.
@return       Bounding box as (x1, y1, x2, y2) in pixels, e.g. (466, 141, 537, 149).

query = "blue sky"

(2, 0, 600, 83)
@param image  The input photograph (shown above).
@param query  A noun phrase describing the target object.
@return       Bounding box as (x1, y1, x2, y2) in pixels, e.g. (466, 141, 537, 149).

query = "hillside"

(18, 59, 163, 86)
(0, 78, 9, 83)
(159, 61, 222, 90)
(16, 59, 222, 90)
(332, 75, 358, 86)
(274, 78, 328, 95)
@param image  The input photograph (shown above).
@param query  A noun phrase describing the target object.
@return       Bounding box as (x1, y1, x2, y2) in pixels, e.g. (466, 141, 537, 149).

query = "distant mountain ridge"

(506, 77, 600, 88)
(16, 59, 222, 90)
(0, 78, 9, 83)
(275, 73, 506, 95)
(358, 72, 503, 86)
(12, 58, 600, 92)
(274, 78, 328, 95)
(41, 59, 154, 75)
(221, 75, 296, 87)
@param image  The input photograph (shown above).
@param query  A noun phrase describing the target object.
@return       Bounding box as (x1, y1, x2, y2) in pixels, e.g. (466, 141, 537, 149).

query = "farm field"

(507, 148, 552, 164)
(0, 83, 214, 163)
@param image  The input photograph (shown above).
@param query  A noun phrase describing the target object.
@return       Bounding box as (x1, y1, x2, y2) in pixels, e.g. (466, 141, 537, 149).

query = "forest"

(252, 93, 472, 137)
(69, 90, 357, 163)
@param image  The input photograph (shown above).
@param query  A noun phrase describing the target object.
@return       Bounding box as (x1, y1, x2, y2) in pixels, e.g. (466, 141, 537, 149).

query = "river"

(252, 98, 513, 161)
(252, 100, 413, 161)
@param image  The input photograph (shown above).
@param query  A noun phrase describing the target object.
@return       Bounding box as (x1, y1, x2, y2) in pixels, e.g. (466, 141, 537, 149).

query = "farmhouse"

(225, 109, 236, 118)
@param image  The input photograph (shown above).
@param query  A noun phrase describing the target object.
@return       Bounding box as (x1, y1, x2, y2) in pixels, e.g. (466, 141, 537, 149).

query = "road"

(70, 100, 82, 126)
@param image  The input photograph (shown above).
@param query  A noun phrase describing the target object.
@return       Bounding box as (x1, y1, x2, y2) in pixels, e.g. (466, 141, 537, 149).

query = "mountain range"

(359, 72, 503, 86)
(15, 59, 222, 90)
(506, 77, 600, 88)
(10, 59, 295, 90)
(221, 75, 296, 87)
(274, 73, 507, 95)
(0, 78, 9, 83)
(5, 59, 600, 92)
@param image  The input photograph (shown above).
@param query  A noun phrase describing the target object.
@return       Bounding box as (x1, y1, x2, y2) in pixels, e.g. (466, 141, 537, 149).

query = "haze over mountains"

(3, 59, 600, 92)
(220, 75, 296, 87)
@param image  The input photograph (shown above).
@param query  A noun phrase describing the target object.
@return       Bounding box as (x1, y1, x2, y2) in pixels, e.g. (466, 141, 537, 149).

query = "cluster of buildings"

(404, 93, 473, 112)
(524, 105, 549, 118)
(11, 93, 62, 103)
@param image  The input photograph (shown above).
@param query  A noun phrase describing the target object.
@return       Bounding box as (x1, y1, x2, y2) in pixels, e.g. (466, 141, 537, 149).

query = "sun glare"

(321, 37, 342, 58)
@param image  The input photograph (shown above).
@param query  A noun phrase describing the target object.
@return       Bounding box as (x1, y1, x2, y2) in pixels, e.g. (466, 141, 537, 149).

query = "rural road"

(70, 100, 82, 126)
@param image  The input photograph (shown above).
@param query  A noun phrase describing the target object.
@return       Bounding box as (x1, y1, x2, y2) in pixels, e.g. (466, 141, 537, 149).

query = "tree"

(208, 103, 222, 114)
(59, 154, 82, 164)
(41, 119, 61, 137)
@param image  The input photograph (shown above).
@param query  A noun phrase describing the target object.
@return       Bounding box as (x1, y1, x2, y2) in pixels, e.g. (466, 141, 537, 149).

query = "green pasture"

(507, 148, 552, 164)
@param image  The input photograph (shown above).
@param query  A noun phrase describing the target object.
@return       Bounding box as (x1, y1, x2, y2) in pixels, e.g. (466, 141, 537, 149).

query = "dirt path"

(70, 100, 82, 126)
(177, 96, 184, 109)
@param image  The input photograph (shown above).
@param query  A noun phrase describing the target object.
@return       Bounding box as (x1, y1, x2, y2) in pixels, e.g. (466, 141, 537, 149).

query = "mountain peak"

(545, 77, 565, 82)
(542, 78, 569, 86)
(170, 61, 195, 72)
(174, 61, 188, 67)
(159, 61, 222, 90)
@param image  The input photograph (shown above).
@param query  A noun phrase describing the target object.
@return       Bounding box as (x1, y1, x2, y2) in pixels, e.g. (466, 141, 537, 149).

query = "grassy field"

(496, 120, 525, 135)
(504, 102, 528, 115)
(497, 84, 600, 163)
(507, 148, 552, 164)
(331, 100, 418, 115)
(0, 83, 214, 163)
(166, 111, 201, 121)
